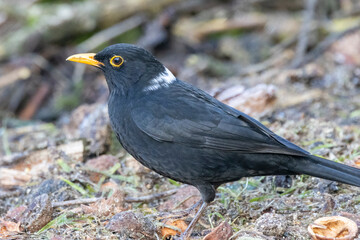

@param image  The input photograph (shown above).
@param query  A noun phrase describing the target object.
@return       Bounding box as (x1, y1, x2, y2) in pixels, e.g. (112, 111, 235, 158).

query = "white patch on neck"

(144, 67, 176, 92)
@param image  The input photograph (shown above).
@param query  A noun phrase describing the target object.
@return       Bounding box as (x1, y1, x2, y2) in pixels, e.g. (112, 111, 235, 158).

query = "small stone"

(82, 190, 125, 217)
(5, 206, 27, 222)
(203, 221, 233, 240)
(255, 213, 287, 237)
(106, 210, 156, 239)
(63, 103, 111, 155)
(21, 194, 53, 232)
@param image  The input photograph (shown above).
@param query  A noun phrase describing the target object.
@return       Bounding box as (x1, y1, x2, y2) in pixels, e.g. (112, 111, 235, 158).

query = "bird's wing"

(131, 83, 309, 156)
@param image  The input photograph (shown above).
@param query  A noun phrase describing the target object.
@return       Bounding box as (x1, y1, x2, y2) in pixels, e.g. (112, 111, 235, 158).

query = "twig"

(124, 187, 181, 203)
(0, 67, 31, 89)
(52, 186, 183, 207)
(1, 118, 11, 156)
(155, 222, 183, 232)
(52, 197, 101, 208)
(155, 200, 202, 220)
(292, 22, 360, 68)
(18, 83, 50, 120)
(29, 53, 70, 86)
(0, 189, 21, 199)
(237, 50, 293, 77)
(291, 0, 318, 68)
(0, 152, 27, 166)
(78, 14, 147, 52)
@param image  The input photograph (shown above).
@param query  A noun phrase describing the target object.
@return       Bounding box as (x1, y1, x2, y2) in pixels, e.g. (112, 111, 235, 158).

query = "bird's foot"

(177, 201, 209, 240)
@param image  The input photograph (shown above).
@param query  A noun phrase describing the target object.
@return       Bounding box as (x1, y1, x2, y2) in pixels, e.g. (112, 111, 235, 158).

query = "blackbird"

(67, 44, 360, 239)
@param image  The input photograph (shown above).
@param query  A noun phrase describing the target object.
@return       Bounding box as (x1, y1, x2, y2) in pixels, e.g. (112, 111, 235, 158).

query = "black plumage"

(67, 43, 360, 239)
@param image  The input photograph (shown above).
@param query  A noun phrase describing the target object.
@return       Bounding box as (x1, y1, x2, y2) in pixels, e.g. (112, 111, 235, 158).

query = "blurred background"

(0, 0, 360, 164)
(0, 0, 359, 124)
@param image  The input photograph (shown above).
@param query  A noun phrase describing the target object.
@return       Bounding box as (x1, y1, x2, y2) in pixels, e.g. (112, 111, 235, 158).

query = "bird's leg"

(180, 201, 208, 240)
(157, 200, 202, 221)
(182, 199, 202, 215)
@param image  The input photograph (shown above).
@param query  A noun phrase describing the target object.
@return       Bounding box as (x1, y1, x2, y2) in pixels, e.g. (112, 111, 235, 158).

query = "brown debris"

(85, 154, 119, 183)
(203, 221, 233, 240)
(106, 210, 156, 239)
(0, 219, 22, 238)
(100, 180, 119, 193)
(5, 206, 27, 223)
(158, 185, 201, 211)
(81, 190, 125, 217)
(21, 194, 53, 232)
(13, 140, 84, 171)
(0, 168, 32, 188)
(63, 103, 111, 155)
(0, 140, 84, 188)
(308, 216, 358, 240)
(160, 219, 188, 238)
(255, 213, 287, 237)
(213, 84, 277, 118)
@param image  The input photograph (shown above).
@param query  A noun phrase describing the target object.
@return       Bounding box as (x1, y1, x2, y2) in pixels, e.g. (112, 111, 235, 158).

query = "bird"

(67, 43, 360, 239)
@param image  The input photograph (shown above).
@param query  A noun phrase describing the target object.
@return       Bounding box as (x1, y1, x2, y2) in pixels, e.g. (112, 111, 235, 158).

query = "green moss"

(55, 81, 83, 111)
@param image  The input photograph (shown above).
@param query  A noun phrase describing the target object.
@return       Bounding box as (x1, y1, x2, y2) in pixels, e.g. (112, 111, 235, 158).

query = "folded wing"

(131, 83, 309, 157)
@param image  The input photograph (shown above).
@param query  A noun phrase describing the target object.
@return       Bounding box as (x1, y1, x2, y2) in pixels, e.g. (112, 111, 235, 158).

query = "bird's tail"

(293, 155, 360, 187)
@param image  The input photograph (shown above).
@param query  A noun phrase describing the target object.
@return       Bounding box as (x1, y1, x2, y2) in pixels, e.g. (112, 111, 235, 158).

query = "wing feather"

(131, 84, 308, 157)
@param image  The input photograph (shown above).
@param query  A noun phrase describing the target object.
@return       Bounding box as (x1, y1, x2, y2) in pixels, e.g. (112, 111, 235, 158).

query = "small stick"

(291, 0, 318, 68)
(124, 187, 181, 203)
(52, 197, 101, 208)
(292, 22, 360, 68)
(78, 14, 146, 52)
(52, 186, 183, 207)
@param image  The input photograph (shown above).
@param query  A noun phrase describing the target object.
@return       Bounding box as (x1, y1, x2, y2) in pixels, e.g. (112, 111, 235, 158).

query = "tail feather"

(293, 155, 360, 187)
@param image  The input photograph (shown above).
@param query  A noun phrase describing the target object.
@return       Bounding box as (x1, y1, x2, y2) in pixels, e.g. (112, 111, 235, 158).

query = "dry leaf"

(308, 216, 358, 240)
(161, 219, 188, 238)
(0, 219, 22, 238)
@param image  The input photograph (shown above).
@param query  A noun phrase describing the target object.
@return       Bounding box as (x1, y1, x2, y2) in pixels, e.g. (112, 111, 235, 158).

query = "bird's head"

(67, 43, 176, 95)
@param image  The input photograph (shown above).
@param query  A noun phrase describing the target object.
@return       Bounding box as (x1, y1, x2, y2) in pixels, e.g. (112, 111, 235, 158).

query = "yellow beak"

(66, 53, 104, 67)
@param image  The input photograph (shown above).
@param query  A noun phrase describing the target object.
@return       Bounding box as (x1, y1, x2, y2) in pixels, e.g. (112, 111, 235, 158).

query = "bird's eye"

(110, 56, 124, 67)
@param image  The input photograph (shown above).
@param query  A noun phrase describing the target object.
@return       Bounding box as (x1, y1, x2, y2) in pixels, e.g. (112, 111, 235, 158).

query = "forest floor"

(0, 0, 360, 239)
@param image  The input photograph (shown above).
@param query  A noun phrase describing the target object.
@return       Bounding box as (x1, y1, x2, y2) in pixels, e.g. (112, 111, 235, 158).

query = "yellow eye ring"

(110, 55, 124, 67)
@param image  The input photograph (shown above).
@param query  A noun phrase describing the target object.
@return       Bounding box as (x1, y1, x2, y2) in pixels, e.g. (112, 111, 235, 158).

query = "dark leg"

(180, 201, 208, 240)
(157, 199, 202, 221)
(183, 199, 202, 214)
